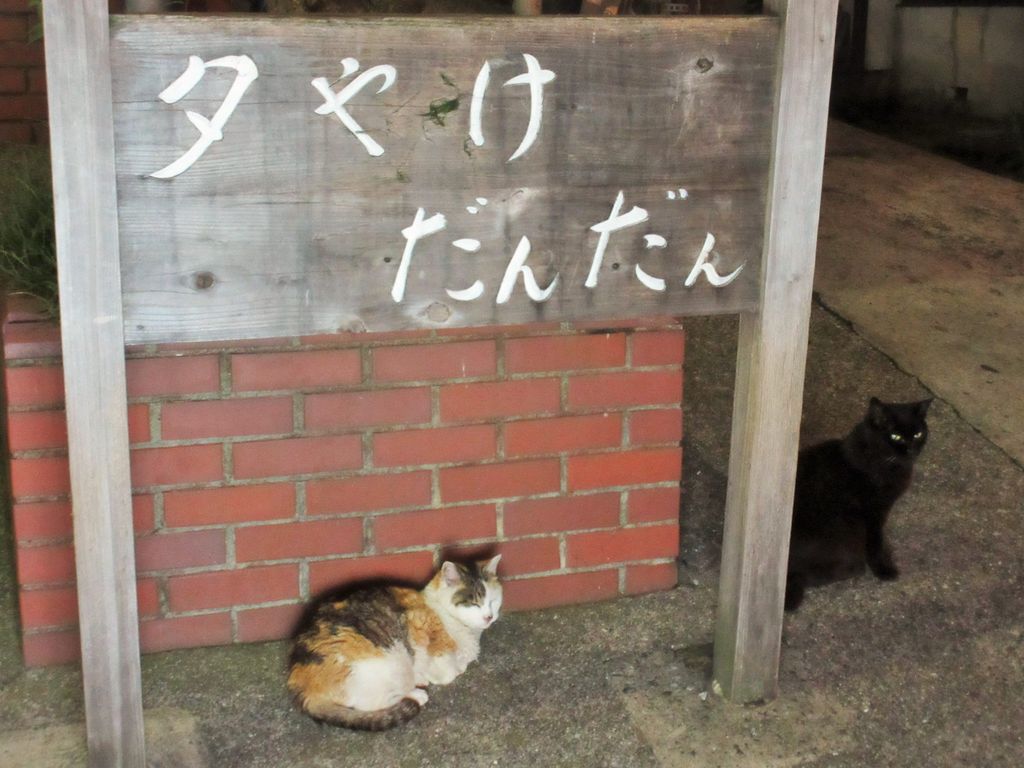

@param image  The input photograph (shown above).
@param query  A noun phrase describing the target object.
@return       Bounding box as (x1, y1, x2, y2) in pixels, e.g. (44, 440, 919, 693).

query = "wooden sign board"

(43, 3, 837, 764)
(110, 16, 776, 343)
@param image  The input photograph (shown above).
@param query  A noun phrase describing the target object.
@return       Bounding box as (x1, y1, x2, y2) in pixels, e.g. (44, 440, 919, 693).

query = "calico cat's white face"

(440, 556, 503, 630)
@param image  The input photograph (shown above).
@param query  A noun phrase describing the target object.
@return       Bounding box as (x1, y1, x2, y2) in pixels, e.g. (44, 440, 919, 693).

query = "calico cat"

(288, 556, 502, 730)
(785, 397, 932, 612)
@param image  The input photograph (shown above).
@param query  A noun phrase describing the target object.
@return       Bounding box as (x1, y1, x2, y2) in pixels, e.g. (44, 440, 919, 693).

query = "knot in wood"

(192, 271, 215, 290)
(696, 57, 714, 74)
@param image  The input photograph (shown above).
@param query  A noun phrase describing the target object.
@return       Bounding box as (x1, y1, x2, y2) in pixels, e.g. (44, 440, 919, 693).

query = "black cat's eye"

(912, 431, 924, 440)
(889, 433, 903, 442)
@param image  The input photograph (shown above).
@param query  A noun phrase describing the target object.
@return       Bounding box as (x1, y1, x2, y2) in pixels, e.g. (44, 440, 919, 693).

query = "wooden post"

(712, 0, 838, 703)
(41, 1, 146, 765)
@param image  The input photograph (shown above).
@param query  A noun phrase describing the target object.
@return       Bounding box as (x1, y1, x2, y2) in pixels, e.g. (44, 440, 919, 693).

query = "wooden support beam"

(41, 1, 146, 764)
(712, 0, 839, 703)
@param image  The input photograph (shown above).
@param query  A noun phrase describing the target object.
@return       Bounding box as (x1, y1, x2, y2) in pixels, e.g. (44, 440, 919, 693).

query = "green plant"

(27, 0, 42, 43)
(0, 149, 59, 319)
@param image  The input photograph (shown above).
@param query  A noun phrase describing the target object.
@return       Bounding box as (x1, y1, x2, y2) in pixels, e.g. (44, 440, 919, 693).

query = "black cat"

(785, 397, 932, 611)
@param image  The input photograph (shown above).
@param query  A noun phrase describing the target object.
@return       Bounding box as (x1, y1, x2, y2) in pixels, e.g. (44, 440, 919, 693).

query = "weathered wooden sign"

(110, 16, 777, 342)
(44, 3, 837, 764)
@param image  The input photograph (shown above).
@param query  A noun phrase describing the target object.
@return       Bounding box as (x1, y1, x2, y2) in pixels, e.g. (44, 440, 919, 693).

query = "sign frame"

(41, 2, 837, 764)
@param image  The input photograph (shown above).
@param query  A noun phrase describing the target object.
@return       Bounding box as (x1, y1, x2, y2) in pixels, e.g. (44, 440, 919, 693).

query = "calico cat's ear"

(915, 398, 934, 417)
(480, 554, 501, 579)
(441, 561, 463, 588)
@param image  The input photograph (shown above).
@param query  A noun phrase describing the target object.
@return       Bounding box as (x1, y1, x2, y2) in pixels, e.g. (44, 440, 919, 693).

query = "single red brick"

(130, 444, 223, 486)
(6, 406, 147, 450)
(629, 408, 683, 446)
(164, 483, 295, 527)
(167, 564, 299, 611)
(568, 448, 681, 491)
(505, 333, 626, 373)
(306, 471, 431, 516)
(502, 570, 619, 611)
(9, 456, 70, 498)
(135, 530, 226, 573)
(0, 0, 40, 11)
(0, 42, 44, 67)
(19, 586, 76, 629)
(127, 403, 150, 444)
(0, 93, 46, 120)
(440, 459, 560, 503)
(625, 562, 678, 595)
(566, 524, 679, 568)
(373, 424, 496, 468)
(232, 349, 361, 391)
(22, 629, 79, 667)
(0, 67, 25, 93)
(233, 434, 362, 479)
(12, 496, 154, 541)
(495, 537, 560, 576)
(305, 388, 431, 431)
(2, 321, 61, 359)
(27, 66, 45, 93)
(374, 505, 497, 550)
(235, 518, 363, 562)
(139, 613, 233, 654)
(505, 413, 622, 457)
(308, 551, 436, 595)
(372, 340, 496, 382)
(6, 410, 66, 451)
(439, 379, 561, 422)
(132, 495, 157, 535)
(631, 329, 685, 366)
(161, 397, 293, 440)
(0, 122, 32, 143)
(0, 16, 26, 42)
(236, 603, 306, 643)
(568, 370, 683, 410)
(628, 487, 681, 524)
(16, 543, 74, 585)
(137, 579, 161, 617)
(12, 500, 71, 542)
(503, 493, 621, 537)
(125, 355, 220, 398)
(4, 294, 50, 321)
(5, 365, 64, 406)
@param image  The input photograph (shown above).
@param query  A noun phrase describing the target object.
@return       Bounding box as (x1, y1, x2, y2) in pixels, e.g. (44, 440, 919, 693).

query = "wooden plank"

(107, 15, 778, 343)
(711, 0, 838, 703)
(41, 1, 146, 765)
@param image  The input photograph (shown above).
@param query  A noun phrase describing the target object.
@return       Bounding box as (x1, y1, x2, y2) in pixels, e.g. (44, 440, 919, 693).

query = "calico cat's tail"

(302, 696, 422, 731)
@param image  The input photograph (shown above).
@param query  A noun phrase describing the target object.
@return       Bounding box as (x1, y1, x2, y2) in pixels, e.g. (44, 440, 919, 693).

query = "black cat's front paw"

(870, 560, 900, 581)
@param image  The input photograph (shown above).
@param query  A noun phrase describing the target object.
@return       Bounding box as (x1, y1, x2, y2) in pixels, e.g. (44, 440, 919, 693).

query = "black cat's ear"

(916, 398, 934, 417)
(867, 397, 887, 427)
(441, 561, 463, 588)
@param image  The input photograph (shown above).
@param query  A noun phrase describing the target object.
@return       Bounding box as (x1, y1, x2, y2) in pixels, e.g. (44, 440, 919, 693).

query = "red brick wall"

(3, 298, 684, 666)
(0, 0, 46, 144)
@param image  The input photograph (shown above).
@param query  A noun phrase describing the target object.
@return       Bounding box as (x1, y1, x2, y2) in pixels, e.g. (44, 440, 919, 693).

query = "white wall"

(897, 6, 1024, 119)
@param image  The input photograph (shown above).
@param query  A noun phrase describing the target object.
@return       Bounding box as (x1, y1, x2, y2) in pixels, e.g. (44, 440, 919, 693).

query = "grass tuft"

(0, 147, 58, 320)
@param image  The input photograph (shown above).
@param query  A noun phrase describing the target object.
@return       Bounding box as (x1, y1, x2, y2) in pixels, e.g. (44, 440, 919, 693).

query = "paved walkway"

(816, 122, 1024, 466)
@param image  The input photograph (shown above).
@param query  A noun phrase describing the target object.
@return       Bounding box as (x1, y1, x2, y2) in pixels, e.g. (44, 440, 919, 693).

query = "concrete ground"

(0, 121, 1022, 767)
